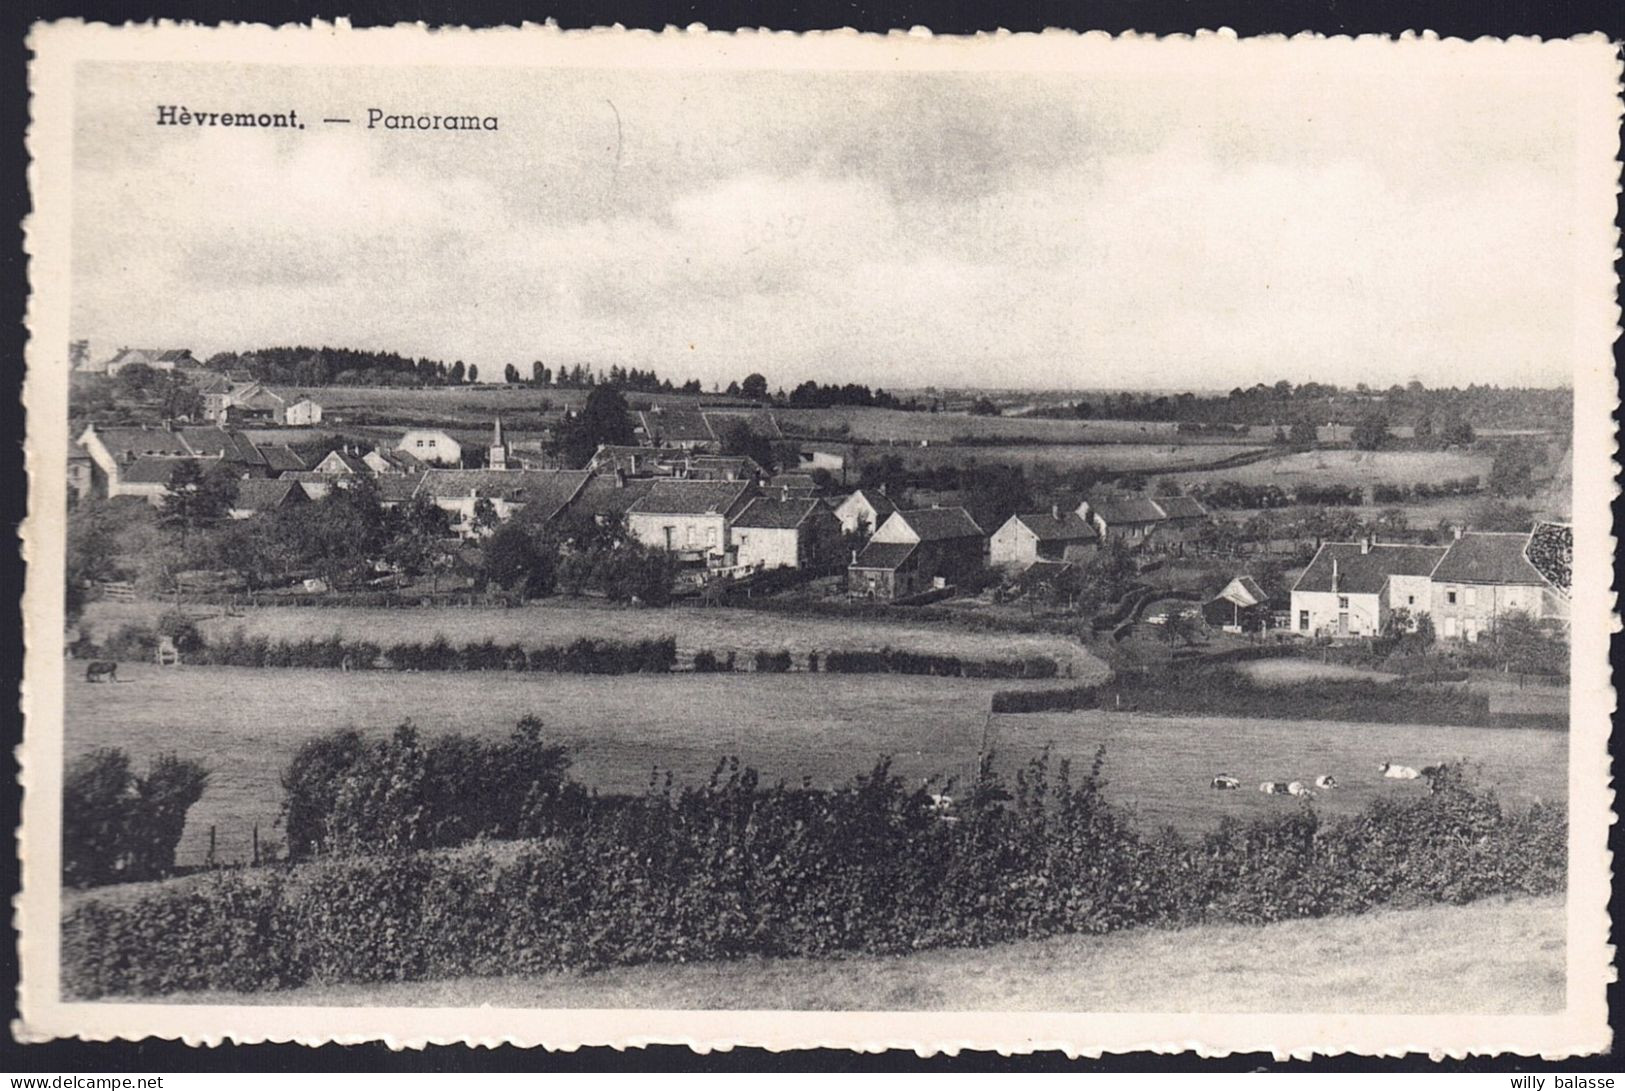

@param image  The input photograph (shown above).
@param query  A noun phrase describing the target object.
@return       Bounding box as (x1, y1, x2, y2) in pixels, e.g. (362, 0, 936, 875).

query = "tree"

(739, 372, 769, 400)
(480, 521, 554, 597)
(1351, 411, 1392, 451)
(467, 365, 478, 383)
(716, 418, 776, 473)
(969, 396, 1001, 417)
(1468, 498, 1534, 533)
(448, 360, 465, 383)
(158, 373, 203, 420)
(1289, 418, 1318, 447)
(69, 339, 90, 370)
(470, 497, 502, 538)
(504, 363, 520, 384)
(160, 461, 238, 547)
(1441, 415, 1476, 447)
(552, 385, 635, 468)
(384, 495, 454, 589)
(1488, 443, 1537, 498)
(63, 748, 209, 887)
(292, 476, 390, 589)
(1413, 413, 1435, 446)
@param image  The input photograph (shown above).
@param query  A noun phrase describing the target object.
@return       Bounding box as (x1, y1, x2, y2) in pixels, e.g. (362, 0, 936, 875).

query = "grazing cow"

(1420, 763, 1450, 779)
(1314, 775, 1339, 790)
(1287, 781, 1315, 798)
(1380, 763, 1421, 780)
(84, 660, 118, 683)
(1211, 775, 1242, 790)
(1259, 781, 1291, 795)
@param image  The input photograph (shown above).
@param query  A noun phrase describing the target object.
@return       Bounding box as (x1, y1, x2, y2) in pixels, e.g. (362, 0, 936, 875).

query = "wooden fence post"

(252, 824, 260, 867)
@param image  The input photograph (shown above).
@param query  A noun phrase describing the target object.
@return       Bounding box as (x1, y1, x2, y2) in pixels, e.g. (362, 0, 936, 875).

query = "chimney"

(1453, 525, 1463, 541)
(1331, 557, 1339, 593)
(1360, 537, 1371, 555)
(613, 468, 625, 489)
(851, 548, 858, 565)
(1052, 503, 1060, 521)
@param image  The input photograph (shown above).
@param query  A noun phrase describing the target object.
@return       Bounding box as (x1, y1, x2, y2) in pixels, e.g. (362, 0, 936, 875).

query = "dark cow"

(1210, 775, 1241, 790)
(84, 660, 118, 683)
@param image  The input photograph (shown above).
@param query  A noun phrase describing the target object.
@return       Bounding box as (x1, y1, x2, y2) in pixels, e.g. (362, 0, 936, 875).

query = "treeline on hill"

(61, 727, 1566, 997)
(1013, 382, 1569, 434)
(201, 347, 710, 393)
(785, 380, 923, 411)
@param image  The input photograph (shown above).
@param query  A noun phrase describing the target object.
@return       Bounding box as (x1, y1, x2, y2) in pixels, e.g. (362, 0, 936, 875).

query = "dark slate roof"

(86, 425, 193, 460)
(1088, 496, 1167, 525)
(851, 540, 918, 570)
(260, 445, 308, 472)
(121, 457, 192, 485)
(368, 446, 424, 473)
(416, 470, 591, 517)
(178, 427, 267, 466)
(704, 409, 784, 439)
(1014, 559, 1073, 588)
(1292, 543, 1449, 595)
(1013, 511, 1098, 542)
(1431, 532, 1546, 586)
(375, 474, 426, 504)
(560, 474, 659, 520)
(232, 479, 302, 510)
(628, 480, 753, 516)
(640, 408, 716, 444)
(1154, 496, 1209, 520)
(732, 497, 822, 530)
(895, 506, 984, 541)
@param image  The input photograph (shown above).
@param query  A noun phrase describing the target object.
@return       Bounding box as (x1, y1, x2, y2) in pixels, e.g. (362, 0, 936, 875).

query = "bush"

(991, 685, 1099, 713)
(753, 649, 792, 673)
(62, 753, 1566, 997)
(63, 748, 210, 887)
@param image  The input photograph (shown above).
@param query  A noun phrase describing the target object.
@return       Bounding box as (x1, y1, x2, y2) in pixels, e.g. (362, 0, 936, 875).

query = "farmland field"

(1169, 447, 1492, 487)
(883, 442, 1268, 474)
(1240, 659, 1401, 685)
(79, 600, 1106, 678)
(66, 665, 1566, 866)
(147, 893, 1561, 1012)
(784, 408, 1268, 445)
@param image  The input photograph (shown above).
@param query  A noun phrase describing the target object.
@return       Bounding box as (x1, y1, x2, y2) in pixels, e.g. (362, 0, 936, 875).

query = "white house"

(989, 508, 1099, 569)
(730, 497, 843, 572)
(284, 397, 323, 426)
(1427, 531, 1570, 640)
(1289, 540, 1448, 639)
(832, 488, 897, 537)
(625, 480, 757, 559)
(397, 429, 463, 466)
(414, 469, 592, 537)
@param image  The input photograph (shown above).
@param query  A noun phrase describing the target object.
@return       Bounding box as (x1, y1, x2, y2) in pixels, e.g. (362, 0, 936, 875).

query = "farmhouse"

(313, 448, 371, 476)
(625, 479, 757, 560)
(363, 446, 426, 475)
(200, 381, 322, 426)
(397, 429, 463, 466)
(988, 508, 1099, 569)
(730, 497, 843, 572)
(637, 408, 716, 450)
(374, 473, 426, 508)
(77, 423, 282, 500)
(687, 454, 765, 482)
(798, 449, 845, 477)
(259, 445, 308, 473)
(1290, 540, 1448, 639)
(1202, 574, 1272, 633)
(586, 445, 688, 478)
(1078, 495, 1209, 544)
(556, 472, 659, 530)
(848, 506, 985, 601)
(1428, 531, 1570, 640)
(832, 488, 897, 537)
(415, 469, 592, 537)
(278, 471, 338, 501)
(228, 478, 307, 519)
(84, 347, 198, 376)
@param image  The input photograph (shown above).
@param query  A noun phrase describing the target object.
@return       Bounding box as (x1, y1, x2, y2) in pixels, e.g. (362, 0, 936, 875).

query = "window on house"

(1337, 596, 1349, 609)
(1407, 595, 1415, 605)
(415, 440, 424, 448)
(1465, 587, 1477, 607)
(706, 527, 718, 547)
(1299, 610, 1309, 631)
(1447, 591, 1457, 605)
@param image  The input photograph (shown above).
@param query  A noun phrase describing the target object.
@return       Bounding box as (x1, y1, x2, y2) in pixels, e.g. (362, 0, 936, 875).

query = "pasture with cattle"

(42, 39, 1601, 1034)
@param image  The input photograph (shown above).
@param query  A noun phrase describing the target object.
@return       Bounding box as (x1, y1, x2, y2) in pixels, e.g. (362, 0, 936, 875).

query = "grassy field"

(1170, 448, 1492, 488)
(886, 442, 1266, 474)
(1240, 659, 1401, 685)
(132, 893, 1563, 1012)
(66, 665, 1566, 866)
(80, 600, 1105, 677)
(784, 408, 1272, 446)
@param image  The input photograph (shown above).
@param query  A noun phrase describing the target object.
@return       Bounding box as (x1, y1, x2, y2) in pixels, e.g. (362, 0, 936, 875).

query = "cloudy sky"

(71, 48, 1589, 391)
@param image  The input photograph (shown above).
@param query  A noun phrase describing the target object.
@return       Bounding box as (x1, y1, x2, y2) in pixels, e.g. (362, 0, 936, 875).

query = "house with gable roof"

(832, 488, 897, 537)
(730, 496, 842, 572)
(1290, 540, 1448, 638)
(989, 507, 1099, 569)
(847, 506, 985, 601)
(625, 479, 757, 560)
(1428, 530, 1570, 640)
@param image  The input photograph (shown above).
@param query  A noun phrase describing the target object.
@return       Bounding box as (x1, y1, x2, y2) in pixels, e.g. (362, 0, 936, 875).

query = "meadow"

(66, 664, 1566, 866)
(143, 893, 1562, 1012)
(783, 408, 1264, 445)
(80, 600, 1105, 678)
(1169, 447, 1493, 488)
(885, 442, 1267, 474)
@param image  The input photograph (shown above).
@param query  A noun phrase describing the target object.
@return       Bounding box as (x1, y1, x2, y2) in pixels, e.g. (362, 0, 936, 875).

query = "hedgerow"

(60, 754, 1566, 998)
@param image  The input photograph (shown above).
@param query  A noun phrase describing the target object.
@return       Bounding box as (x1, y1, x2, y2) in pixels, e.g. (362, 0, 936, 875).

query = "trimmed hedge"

(61, 758, 1566, 998)
(991, 685, 1100, 713)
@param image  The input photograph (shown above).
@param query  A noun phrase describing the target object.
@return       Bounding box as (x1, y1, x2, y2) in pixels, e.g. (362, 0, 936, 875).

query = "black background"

(2, 0, 1621, 1073)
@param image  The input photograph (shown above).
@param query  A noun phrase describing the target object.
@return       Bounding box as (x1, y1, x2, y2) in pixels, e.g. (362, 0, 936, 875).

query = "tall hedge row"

(61, 757, 1565, 998)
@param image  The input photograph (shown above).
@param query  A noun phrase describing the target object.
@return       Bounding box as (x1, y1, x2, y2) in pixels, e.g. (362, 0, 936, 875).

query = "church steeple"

(489, 415, 508, 470)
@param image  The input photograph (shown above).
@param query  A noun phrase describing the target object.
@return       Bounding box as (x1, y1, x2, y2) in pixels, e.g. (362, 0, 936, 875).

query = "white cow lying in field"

(1314, 775, 1339, 790)
(1259, 781, 1291, 795)
(1380, 763, 1421, 780)
(1211, 775, 1241, 790)
(1286, 781, 1315, 798)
